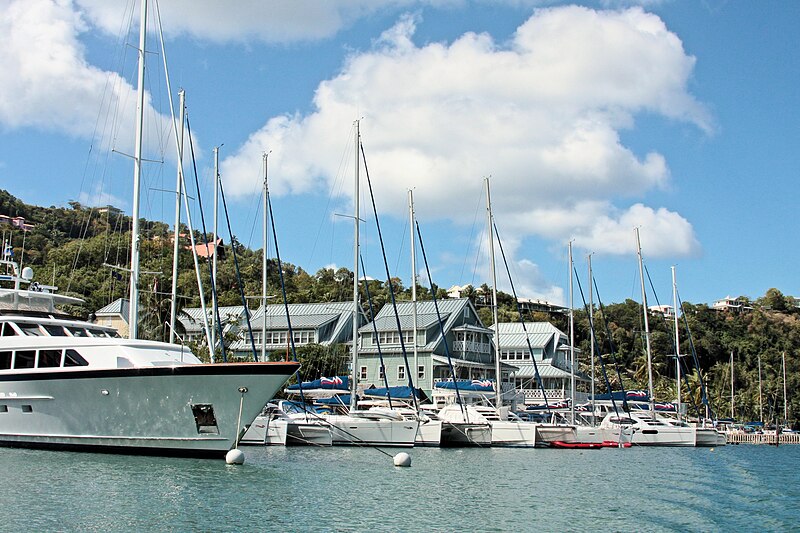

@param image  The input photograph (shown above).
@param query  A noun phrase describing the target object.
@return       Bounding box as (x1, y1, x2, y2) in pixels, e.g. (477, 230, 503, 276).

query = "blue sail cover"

(363, 386, 424, 399)
(434, 379, 494, 392)
(286, 376, 350, 392)
(315, 395, 351, 406)
(593, 390, 650, 402)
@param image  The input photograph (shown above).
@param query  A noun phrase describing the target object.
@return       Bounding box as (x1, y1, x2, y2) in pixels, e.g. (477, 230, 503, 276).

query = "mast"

(588, 253, 595, 426)
(782, 351, 788, 426)
(128, 0, 148, 340)
(730, 350, 735, 420)
(409, 189, 420, 392)
(758, 352, 763, 424)
(485, 178, 502, 408)
(568, 240, 575, 424)
(169, 89, 185, 344)
(672, 266, 681, 422)
(350, 120, 361, 413)
(262, 152, 269, 363)
(210, 146, 220, 352)
(635, 227, 655, 417)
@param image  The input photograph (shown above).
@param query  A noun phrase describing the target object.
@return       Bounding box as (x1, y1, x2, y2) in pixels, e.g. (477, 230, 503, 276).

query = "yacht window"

(1, 323, 19, 336)
(67, 327, 90, 337)
(0, 405, 7, 413)
(88, 329, 110, 337)
(64, 349, 89, 367)
(38, 349, 62, 368)
(109, 330, 122, 338)
(42, 324, 68, 336)
(18, 323, 44, 336)
(13, 350, 36, 369)
(0, 351, 11, 370)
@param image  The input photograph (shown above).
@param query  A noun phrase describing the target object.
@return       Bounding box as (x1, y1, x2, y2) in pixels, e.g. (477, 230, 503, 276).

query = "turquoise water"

(2, 444, 798, 532)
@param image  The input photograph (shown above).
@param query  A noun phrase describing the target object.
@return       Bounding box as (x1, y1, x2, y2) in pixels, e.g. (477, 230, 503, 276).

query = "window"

(17, 323, 43, 336)
(67, 327, 89, 337)
(1, 323, 18, 336)
(379, 366, 385, 380)
(418, 365, 425, 380)
(38, 350, 62, 368)
(64, 349, 89, 367)
(359, 366, 368, 380)
(42, 324, 67, 337)
(0, 351, 11, 369)
(0, 405, 7, 413)
(88, 329, 111, 338)
(397, 365, 405, 380)
(13, 350, 35, 369)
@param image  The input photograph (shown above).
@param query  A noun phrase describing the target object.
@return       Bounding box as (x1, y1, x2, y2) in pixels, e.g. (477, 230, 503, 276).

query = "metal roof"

(95, 298, 130, 323)
(358, 312, 446, 333)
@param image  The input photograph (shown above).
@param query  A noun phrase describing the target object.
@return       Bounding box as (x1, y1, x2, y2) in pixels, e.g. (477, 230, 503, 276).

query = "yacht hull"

(0, 362, 299, 458)
(535, 425, 577, 446)
(489, 421, 537, 447)
(415, 419, 443, 447)
(322, 415, 418, 447)
(439, 422, 492, 447)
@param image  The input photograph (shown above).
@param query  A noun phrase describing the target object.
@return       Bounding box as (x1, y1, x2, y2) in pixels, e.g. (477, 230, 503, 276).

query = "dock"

(725, 432, 800, 445)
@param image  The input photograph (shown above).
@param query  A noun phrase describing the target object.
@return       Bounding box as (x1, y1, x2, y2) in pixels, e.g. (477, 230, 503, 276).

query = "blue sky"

(0, 0, 797, 308)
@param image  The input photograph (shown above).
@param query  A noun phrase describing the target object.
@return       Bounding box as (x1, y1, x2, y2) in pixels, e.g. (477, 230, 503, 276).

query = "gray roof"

(179, 306, 248, 333)
(491, 322, 566, 350)
(359, 312, 445, 333)
(509, 360, 585, 380)
(95, 298, 130, 324)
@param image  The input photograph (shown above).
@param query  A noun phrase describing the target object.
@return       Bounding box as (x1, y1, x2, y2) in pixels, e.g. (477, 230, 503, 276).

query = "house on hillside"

(712, 296, 752, 313)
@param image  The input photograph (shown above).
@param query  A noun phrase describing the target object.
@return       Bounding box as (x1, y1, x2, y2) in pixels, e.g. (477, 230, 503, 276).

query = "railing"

(726, 432, 800, 445)
(452, 340, 491, 354)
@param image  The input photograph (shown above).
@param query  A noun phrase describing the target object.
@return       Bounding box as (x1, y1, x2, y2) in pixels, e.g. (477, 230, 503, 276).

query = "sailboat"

(0, 0, 299, 458)
(599, 229, 696, 446)
(316, 121, 418, 447)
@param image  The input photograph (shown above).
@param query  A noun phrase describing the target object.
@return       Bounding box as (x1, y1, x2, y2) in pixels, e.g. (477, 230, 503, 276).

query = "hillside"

(1, 189, 797, 426)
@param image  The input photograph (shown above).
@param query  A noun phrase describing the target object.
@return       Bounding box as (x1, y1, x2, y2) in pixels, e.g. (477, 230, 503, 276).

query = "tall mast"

(730, 350, 735, 420)
(635, 227, 655, 417)
(128, 0, 148, 340)
(409, 189, 420, 392)
(782, 351, 788, 425)
(262, 152, 269, 363)
(169, 89, 185, 344)
(350, 120, 361, 413)
(758, 352, 763, 424)
(588, 253, 595, 427)
(672, 265, 681, 422)
(485, 178, 502, 408)
(210, 146, 220, 352)
(568, 240, 575, 424)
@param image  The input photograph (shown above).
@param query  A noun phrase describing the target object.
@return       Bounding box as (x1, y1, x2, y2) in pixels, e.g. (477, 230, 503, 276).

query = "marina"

(3, 445, 798, 531)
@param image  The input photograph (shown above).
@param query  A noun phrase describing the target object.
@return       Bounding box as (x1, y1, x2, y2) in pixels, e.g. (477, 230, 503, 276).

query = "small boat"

(240, 401, 332, 446)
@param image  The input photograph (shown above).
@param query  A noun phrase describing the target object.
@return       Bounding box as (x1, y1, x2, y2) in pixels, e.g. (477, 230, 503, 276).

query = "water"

(2, 444, 798, 532)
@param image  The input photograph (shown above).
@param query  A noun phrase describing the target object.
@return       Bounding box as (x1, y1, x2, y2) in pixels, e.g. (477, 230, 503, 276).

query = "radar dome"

(21, 267, 34, 281)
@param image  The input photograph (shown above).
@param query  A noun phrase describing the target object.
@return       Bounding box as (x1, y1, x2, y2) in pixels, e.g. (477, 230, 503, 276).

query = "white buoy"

(393, 452, 411, 467)
(226, 448, 245, 465)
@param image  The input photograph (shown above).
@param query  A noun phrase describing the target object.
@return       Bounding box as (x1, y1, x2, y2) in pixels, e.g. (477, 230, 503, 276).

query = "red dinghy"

(550, 441, 604, 449)
(600, 440, 632, 448)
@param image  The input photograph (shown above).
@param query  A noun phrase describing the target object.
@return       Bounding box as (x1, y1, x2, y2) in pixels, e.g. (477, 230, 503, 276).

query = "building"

(192, 238, 225, 260)
(357, 298, 501, 395)
(712, 296, 753, 313)
(93, 298, 131, 337)
(492, 321, 588, 405)
(648, 304, 675, 319)
(228, 301, 361, 359)
(178, 305, 248, 346)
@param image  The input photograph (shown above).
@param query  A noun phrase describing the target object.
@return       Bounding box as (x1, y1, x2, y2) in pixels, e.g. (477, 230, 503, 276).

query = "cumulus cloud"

(221, 6, 708, 285)
(0, 0, 175, 158)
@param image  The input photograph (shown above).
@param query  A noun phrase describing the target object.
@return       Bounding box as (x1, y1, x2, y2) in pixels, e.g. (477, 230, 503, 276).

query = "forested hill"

(1, 189, 798, 425)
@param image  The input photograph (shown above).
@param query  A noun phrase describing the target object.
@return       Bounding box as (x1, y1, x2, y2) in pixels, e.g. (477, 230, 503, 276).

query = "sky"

(0, 0, 798, 308)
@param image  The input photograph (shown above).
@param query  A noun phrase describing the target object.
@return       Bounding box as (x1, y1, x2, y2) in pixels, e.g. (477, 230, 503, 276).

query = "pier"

(725, 432, 800, 445)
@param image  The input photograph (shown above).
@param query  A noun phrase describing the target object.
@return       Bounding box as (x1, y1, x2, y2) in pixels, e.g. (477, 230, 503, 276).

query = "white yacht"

(319, 407, 419, 447)
(240, 401, 332, 446)
(599, 411, 697, 446)
(0, 259, 299, 458)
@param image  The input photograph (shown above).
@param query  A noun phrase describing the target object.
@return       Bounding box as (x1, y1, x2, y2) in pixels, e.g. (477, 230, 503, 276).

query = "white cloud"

(221, 6, 707, 297)
(0, 0, 176, 159)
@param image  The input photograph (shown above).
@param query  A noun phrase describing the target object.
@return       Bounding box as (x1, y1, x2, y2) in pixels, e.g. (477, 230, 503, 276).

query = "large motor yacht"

(0, 257, 299, 458)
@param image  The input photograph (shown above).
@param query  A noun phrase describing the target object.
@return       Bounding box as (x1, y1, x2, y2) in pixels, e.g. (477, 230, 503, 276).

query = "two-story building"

(356, 298, 500, 395)
(228, 301, 362, 360)
(492, 321, 588, 405)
